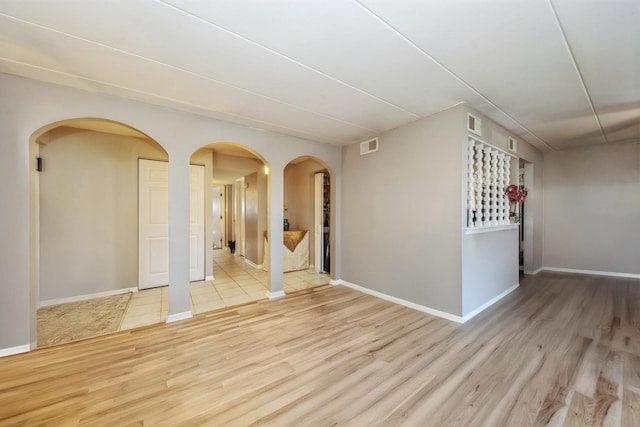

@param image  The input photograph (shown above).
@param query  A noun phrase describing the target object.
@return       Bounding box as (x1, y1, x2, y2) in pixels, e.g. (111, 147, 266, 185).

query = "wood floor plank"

(1, 273, 639, 426)
(622, 388, 640, 427)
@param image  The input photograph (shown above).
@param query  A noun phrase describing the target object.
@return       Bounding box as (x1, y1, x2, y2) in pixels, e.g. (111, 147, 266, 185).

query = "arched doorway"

(187, 142, 272, 314)
(282, 156, 335, 293)
(30, 118, 168, 347)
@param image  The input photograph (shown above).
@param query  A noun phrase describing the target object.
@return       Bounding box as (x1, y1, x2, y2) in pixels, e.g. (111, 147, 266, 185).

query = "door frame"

(314, 172, 325, 273)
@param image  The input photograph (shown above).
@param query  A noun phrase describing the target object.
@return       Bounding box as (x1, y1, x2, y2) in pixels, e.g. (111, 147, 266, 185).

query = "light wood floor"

(37, 250, 329, 346)
(1, 272, 639, 426)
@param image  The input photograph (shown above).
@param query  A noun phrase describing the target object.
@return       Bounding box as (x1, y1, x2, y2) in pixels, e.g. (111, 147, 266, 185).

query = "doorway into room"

(314, 171, 330, 274)
(519, 159, 534, 274)
(30, 119, 170, 347)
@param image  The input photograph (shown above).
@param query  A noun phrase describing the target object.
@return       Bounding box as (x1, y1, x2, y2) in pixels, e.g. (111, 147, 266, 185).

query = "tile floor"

(118, 250, 331, 330)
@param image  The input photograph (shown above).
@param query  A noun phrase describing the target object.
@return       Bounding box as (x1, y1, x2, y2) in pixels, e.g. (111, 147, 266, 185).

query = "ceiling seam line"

(155, 0, 421, 119)
(351, 0, 556, 151)
(0, 12, 379, 135)
(0, 58, 345, 144)
(547, 0, 609, 144)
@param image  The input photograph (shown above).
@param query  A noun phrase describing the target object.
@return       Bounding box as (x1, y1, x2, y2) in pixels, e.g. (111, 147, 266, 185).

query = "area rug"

(37, 293, 131, 347)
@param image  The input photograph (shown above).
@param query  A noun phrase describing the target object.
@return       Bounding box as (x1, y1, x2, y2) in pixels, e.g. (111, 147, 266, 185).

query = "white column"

(467, 139, 476, 228)
(268, 164, 284, 298)
(489, 149, 497, 225)
(167, 154, 192, 322)
(475, 144, 484, 227)
(482, 145, 491, 226)
(504, 155, 512, 222)
(497, 153, 506, 224)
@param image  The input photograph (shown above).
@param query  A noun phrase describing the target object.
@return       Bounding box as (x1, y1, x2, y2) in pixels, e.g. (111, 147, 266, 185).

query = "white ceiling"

(1, 0, 638, 151)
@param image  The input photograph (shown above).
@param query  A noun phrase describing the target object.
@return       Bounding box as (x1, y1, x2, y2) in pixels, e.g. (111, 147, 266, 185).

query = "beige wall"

(257, 167, 268, 264)
(39, 127, 167, 301)
(543, 142, 640, 275)
(245, 172, 259, 264)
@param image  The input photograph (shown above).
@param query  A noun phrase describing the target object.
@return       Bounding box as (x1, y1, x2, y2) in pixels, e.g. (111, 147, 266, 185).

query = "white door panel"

(139, 160, 205, 289)
(139, 159, 169, 289)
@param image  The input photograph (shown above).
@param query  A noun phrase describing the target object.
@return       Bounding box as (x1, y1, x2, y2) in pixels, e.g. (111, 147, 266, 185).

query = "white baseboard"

(329, 279, 340, 286)
(0, 344, 30, 358)
(542, 267, 640, 279)
(524, 267, 544, 275)
(166, 311, 193, 323)
(461, 283, 520, 323)
(335, 279, 464, 323)
(39, 287, 137, 308)
(244, 259, 262, 270)
(205, 275, 214, 281)
(268, 290, 285, 299)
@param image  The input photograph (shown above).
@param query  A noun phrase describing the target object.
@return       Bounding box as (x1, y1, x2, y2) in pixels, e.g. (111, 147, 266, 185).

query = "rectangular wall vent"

(360, 138, 379, 155)
(507, 136, 517, 153)
(467, 113, 482, 136)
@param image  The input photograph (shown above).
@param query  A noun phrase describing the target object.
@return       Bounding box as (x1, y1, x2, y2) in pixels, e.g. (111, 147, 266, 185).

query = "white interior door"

(139, 159, 169, 289)
(189, 165, 205, 281)
(139, 160, 205, 289)
(314, 172, 324, 272)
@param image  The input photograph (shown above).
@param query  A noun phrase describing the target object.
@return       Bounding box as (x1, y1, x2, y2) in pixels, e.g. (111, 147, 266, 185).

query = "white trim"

(329, 279, 340, 286)
(461, 283, 520, 323)
(542, 267, 640, 279)
(244, 259, 262, 270)
(268, 290, 285, 299)
(0, 344, 30, 358)
(465, 225, 518, 235)
(524, 267, 544, 275)
(39, 287, 137, 308)
(335, 280, 463, 323)
(205, 275, 214, 281)
(166, 311, 193, 323)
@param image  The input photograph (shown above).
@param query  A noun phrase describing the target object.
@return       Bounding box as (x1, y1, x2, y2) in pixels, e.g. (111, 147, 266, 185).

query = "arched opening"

(187, 142, 272, 314)
(29, 118, 168, 347)
(281, 156, 334, 293)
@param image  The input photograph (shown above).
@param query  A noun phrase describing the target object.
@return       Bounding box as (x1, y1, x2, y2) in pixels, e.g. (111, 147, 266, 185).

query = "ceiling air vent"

(360, 138, 379, 155)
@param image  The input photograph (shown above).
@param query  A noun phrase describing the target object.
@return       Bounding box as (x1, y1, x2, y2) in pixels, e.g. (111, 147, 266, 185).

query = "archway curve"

(28, 117, 168, 348)
(29, 117, 168, 156)
(191, 141, 270, 167)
